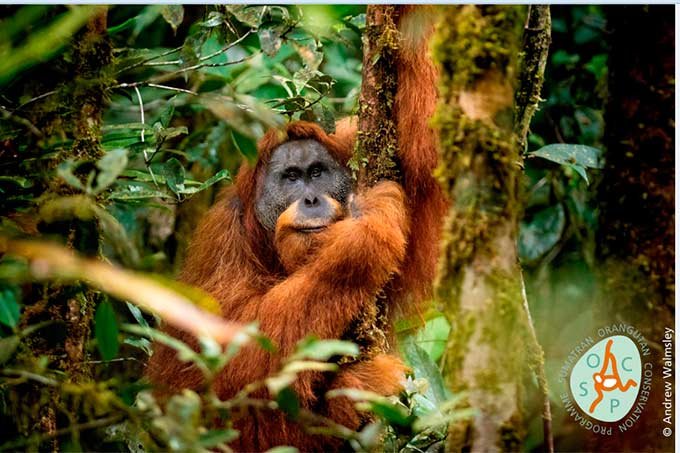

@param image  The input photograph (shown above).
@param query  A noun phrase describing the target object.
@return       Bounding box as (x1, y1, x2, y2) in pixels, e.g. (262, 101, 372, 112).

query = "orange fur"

(146, 6, 446, 451)
(392, 6, 448, 310)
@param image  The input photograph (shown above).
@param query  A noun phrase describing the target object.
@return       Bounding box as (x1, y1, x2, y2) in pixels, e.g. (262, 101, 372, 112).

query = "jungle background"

(0, 5, 674, 452)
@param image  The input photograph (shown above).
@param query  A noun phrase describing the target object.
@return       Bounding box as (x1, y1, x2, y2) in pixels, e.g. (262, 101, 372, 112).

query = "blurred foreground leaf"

(0, 238, 244, 344)
(0, 284, 20, 328)
(0, 6, 97, 85)
(95, 300, 120, 360)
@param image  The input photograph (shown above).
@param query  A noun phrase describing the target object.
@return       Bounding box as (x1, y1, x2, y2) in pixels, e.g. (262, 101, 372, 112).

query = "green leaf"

(519, 204, 566, 263)
(0, 7, 95, 85)
(57, 160, 85, 191)
(107, 16, 137, 34)
(290, 337, 359, 361)
(159, 99, 176, 128)
(95, 149, 128, 193)
(0, 176, 33, 189)
(155, 125, 188, 142)
(108, 6, 161, 38)
(161, 5, 184, 33)
(529, 143, 603, 169)
(127, 302, 150, 329)
(199, 429, 239, 447)
(108, 186, 173, 201)
(400, 337, 451, 405)
(348, 13, 366, 30)
(231, 130, 258, 162)
(0, 285, 21, 328)
(176, 169, 230, 195)
(160, 158, 185, 194)
(266, 447, 299, 453)
(0, 335, 20, 364)
(276, 387, 300, 419)
(584, 54, 608, 79)
(568, 163, 590, 184)
(200, 12, 225, 28)
(95, 300, 119, 361)
(226, 5, 265, 28)
(413, 316, 451, 363)
(369, 400, 413, 427)
(258, 28, 282, 57)
(551, 49, 580, 67)
(356, 422, 383, 450)
(255, 334, 276, 352)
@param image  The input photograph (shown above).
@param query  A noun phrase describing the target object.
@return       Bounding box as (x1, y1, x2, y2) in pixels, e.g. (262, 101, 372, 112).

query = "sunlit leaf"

(108, 186, 173, 201)
(368, 400, 413, 427)
(226, 5, 265, 28)
(258, 28, 282, 57)
(154, 125, 188, 142)
(0, 176, 33, 189)
(95, 300, 120, 361)
(356, 422, 383, 450)
(95, 149, 128, 193)
(199, 429, 239, 447)
(412, 316, 450, 363)
(200, 12, 225, 29)
(400, 337, 451, 405)
(290, 337, 358, 361)
(161, 5, 184, 33)
(57, 161, 85, 191)
(266, 447, 299, 453)
(176, 169, 230, 195)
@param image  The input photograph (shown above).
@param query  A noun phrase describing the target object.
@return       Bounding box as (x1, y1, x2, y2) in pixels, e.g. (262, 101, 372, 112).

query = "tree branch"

(514, 5, 551, 150)
(515, 6, 554, 452)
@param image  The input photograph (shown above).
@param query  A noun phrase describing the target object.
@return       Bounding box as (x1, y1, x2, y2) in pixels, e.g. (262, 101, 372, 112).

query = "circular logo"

(569, 335, 642, 422)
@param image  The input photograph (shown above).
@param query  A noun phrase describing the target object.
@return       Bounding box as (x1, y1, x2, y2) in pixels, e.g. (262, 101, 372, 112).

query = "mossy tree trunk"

(354, 5, 400, 187)
(11, 7, 112, 448)
(347, 5, 402, 357)
(592, 6, 674, 452)
(432, 6, 545, 451)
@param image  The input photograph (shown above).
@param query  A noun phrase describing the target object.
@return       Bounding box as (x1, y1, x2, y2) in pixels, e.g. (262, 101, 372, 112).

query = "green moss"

(432, 6, 524, 94)
(441, 311, 476, 390)
(432, 104, 519, 276)
(351, 6, 401, 186)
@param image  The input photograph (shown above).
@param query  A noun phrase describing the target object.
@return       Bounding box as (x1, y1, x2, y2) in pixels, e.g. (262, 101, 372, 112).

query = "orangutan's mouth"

(296, 225, 328, 233)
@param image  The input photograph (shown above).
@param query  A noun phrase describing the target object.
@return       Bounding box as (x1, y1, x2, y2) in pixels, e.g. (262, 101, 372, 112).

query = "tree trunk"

(343, 5, 401, 358)
(10, 7, 112, 449)
(350, 5, 444, 357)
(354, 5, 400, 186)
(592, 5, 674, 452)
(432, 6, 541, 451)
